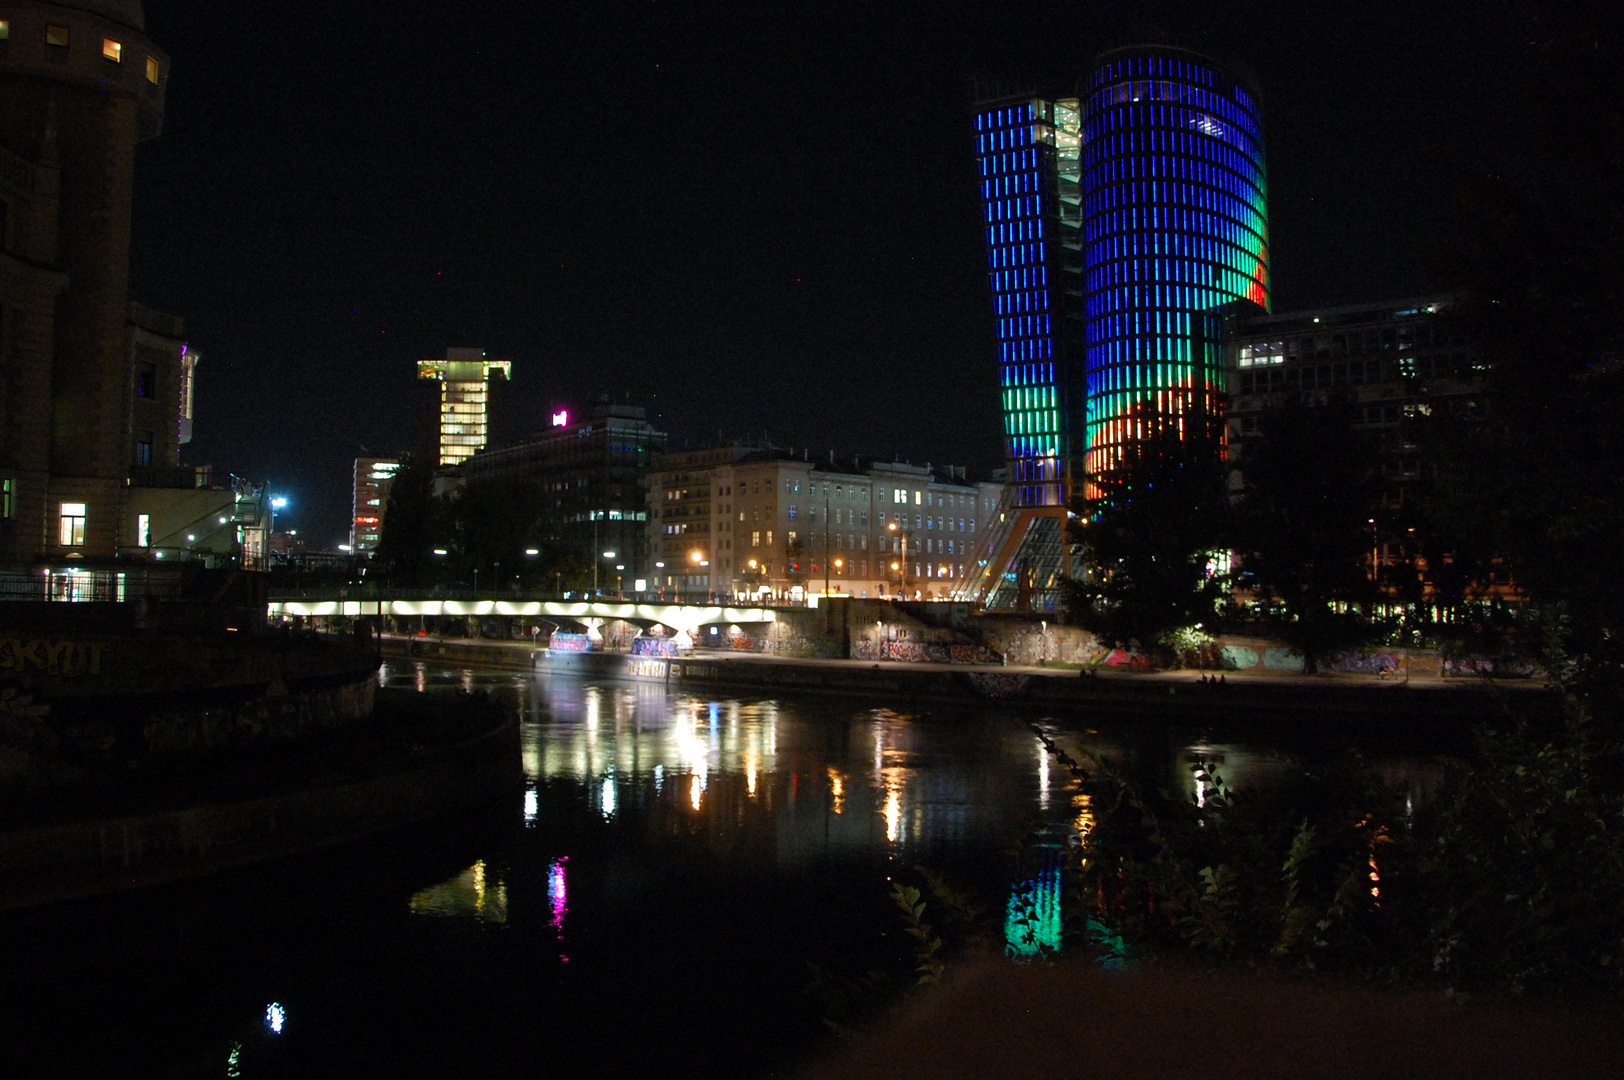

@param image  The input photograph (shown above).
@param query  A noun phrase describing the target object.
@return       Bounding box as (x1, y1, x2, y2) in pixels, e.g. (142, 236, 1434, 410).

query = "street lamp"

(596, 549, 615, 597)
(887, 520, 910, 598)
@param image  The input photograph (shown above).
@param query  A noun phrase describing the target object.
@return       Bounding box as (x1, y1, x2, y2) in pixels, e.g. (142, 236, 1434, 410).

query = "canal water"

(1, 662, 1446, 1078)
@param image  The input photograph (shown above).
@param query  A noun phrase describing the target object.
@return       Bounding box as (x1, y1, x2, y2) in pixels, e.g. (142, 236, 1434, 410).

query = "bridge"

(266, 597, 777, 636)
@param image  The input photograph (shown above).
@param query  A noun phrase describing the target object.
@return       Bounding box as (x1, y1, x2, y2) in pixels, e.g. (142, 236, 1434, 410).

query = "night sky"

(127, 0, 1537, 544)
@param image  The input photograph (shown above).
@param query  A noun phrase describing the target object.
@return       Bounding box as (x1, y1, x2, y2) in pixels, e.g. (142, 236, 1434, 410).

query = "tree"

(1417, 0, 1624, 722)
(1230, 396, 1387, 672)
(372, 453, 438, 586)
(441, 479, 546, 589)
(1064, 424, 1230, 650)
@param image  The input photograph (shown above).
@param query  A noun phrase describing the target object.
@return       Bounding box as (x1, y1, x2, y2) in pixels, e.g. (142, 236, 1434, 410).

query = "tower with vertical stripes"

(965, 46, 1267, 610)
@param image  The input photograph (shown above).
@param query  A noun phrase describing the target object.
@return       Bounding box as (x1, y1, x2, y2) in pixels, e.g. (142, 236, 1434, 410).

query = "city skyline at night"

(117, 1, 1539, 542)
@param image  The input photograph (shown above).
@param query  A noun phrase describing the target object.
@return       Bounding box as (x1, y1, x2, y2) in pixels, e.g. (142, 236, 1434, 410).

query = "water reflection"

(409, 859, 509, 923)
(375, 663, 1446, 949)
(0, 663, 1454, 1078)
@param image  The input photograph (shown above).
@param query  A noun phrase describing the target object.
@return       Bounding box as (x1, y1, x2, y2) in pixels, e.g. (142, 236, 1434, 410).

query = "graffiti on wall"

(0, 639, 107, 677)
(851, 640, 1004, 665)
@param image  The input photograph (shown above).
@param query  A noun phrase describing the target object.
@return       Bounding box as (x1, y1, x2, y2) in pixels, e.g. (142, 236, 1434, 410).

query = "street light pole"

(823, 489, 831, 599)
(887, 520, 910, 599)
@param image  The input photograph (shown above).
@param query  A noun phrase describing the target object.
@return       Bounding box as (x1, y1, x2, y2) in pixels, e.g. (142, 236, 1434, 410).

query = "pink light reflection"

(549, 857, 568, 931)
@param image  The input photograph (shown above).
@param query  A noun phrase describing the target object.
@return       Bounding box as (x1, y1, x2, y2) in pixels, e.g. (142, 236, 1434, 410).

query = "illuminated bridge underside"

(1082, 50, 1269, 497)
(268, 601, 776, 636)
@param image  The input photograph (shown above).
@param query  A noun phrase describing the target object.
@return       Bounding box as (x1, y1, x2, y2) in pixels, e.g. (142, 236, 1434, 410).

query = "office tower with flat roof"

(351, 457, 400, 555)
(416, 348, 511, 466)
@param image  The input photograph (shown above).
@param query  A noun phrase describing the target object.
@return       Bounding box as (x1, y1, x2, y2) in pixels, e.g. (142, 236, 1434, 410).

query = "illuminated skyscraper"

(1081, 46, 1269, 496)
(964, 96, 1085, 609)
(966, 45, 1268, 609)
(416, 348, 511, 466)
(973, 97, 1085, 511)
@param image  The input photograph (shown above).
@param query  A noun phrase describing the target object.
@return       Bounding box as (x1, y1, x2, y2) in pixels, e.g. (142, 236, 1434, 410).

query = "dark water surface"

(1, 662, 1443, 1078)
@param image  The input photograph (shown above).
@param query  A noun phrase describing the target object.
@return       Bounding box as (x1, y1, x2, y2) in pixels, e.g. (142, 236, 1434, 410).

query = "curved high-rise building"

(1080, 45, 1269, 496)
(966, 45, 1266, 609)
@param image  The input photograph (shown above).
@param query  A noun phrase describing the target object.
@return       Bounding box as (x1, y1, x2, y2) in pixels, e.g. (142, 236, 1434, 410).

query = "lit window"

(1, 478, 13, 518)
(137, 514, 151, 547)
(0, 21, 10, 39)
(102, 38, 122, 62)
(60, 503, 87, 546)
(46, 24, 69, 47)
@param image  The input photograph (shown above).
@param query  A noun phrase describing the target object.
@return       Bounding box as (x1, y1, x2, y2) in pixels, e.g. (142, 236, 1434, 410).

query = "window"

(893, 488, 908, 504)
(765, 530, 773, 545)
(1, 477, 12, 518)
(136, 363, 155, 398)
(146, 56, 161, 83)
(137, 514, 151, 547)
(135, 433, 152, 465)
(60, 503, 86, 546)
(751, 531, 760, 547)
(788, 505, 796, 518)
(102, 38, 122, 61)
(46, 24, 69, 47)
(0, 20, 9, 39)
(914, 491, 922, 505)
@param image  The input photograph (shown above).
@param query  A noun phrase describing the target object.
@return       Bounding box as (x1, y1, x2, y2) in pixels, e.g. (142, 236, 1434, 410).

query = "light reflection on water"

(0, 660, 1450, 1078)
(381, 661, 1442, 962)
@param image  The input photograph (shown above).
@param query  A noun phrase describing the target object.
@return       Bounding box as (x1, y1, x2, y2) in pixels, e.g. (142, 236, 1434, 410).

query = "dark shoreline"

(0, 689, 521, 912)
(384, 636, 1555, 729)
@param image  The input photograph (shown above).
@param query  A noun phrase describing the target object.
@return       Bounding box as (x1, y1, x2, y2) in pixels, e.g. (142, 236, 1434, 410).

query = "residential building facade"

(647, 452, 1001, 602)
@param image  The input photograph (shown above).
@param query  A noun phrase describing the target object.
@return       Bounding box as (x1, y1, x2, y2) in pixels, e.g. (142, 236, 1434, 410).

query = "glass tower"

(972, 98, 1085, 509)
(1080, 46, 1269, 497)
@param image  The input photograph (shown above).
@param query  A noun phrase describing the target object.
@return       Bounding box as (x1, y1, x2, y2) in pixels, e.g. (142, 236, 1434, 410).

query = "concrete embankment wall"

(405, 640, 1542, 725)
(0, 713, 521, 913)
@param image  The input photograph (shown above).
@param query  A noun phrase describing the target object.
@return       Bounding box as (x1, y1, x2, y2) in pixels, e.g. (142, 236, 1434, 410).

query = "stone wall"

(0, 626, 379, 798)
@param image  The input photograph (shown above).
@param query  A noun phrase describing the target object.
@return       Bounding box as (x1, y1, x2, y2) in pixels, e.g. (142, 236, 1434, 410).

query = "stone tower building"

(0, 0, 173, 567)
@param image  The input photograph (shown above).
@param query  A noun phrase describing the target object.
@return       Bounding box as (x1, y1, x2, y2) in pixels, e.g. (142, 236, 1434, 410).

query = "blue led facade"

(1081, 47, 1269, 496)
(973, 98, 1084, 508)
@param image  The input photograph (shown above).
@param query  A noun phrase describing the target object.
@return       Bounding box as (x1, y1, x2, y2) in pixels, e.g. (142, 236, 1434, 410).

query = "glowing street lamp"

(887, 520, 911, 597)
